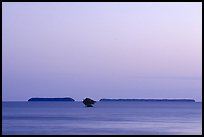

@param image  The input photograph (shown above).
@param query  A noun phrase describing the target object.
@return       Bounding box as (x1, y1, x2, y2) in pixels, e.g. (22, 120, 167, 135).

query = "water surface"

(2, 101, 202, 135)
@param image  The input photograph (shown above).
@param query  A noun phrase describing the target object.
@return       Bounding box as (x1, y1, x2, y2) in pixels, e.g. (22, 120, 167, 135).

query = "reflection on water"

(2, 101, 202, 135)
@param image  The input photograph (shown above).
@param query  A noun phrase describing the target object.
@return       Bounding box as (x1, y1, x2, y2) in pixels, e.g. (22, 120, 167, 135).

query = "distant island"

(28, 97, 75, 102)
(27, 97, 196, 102)
(99, 99, 196, 102)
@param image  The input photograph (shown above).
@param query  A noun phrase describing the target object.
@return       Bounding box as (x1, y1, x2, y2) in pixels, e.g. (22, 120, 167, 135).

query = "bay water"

(2, 101, 202, 135)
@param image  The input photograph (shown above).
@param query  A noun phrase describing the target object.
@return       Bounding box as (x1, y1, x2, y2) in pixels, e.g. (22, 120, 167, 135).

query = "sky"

(2, 2, 202, 102)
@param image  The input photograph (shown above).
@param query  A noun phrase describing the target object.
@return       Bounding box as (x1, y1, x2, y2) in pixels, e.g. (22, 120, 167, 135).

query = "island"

(83, 98, 96, 107)
(28, 97, 75, 102)
(99, 99, 196, 102)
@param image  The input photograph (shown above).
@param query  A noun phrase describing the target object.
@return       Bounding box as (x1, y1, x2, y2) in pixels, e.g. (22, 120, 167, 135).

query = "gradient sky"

(2, 2, 202, 101)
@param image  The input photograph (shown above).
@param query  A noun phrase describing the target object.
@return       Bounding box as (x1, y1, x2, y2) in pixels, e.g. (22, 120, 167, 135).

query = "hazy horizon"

(2, 2, 202, 102)
(3, 97, 201, 102)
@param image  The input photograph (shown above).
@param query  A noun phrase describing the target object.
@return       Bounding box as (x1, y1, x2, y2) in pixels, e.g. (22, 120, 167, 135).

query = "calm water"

(2, 101, 202, 135)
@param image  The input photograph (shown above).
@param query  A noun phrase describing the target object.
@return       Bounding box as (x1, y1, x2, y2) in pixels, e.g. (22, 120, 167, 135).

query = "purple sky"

(2, 2, 202, 101)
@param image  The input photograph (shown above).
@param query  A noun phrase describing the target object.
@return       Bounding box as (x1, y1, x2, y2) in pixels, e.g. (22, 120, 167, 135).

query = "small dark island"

(99, 99, 196, 102)
(28, 97, 75, 102)
(83, 98, 96, 107)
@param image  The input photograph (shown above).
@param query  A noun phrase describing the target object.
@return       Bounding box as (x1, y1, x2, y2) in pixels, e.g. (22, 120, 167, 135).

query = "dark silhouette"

(83, 98, 96, 107)
(99, 98, 195, 102)
(28, 97, 75, 102)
